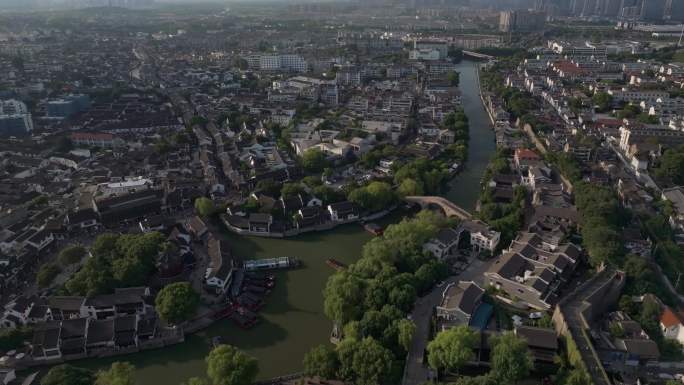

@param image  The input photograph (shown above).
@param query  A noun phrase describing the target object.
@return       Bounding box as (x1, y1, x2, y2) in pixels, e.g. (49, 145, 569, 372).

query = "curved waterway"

(75, 60, 496, 384)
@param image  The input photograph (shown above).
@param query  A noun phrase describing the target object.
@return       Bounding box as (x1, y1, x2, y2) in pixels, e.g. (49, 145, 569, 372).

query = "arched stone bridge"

(404, 196, 473, 220)
(463, 50, 495, 60)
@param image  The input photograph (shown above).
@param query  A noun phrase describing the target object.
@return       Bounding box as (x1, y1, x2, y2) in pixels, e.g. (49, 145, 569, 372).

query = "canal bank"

(72, 60, 496, 384)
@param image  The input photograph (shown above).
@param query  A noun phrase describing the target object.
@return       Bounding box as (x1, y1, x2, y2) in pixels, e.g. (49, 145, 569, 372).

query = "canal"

(76, 60, 495, 384)
(445, 60, 497, 211)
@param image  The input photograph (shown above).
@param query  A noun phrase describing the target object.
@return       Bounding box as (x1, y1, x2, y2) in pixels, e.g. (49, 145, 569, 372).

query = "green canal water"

(74, 60, 495, 384)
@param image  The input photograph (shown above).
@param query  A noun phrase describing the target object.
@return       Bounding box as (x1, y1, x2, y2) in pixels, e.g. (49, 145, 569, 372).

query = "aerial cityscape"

(1, 0, 684, 385)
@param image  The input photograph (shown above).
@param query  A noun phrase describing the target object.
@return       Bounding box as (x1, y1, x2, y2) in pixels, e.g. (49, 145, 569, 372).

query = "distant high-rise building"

(640, 0, 666, 20)
(499, 9, 546, 31)
(620, 0, 641, 19)
(570, 0, 587, 15)
(601, 0, 622, 16)
(671, 0, 684, 21)
(581, 0, 598, 16)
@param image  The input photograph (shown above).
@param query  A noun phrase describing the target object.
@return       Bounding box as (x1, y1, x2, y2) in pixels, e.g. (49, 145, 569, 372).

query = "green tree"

(303, 344, 339, 379)
(337, 337, 392, 385)
(397, 319, 416, 352)
(654, 145, 684, 185)
(111, 257, 148, 287)
(58, 245, 86, 265)
(398, 178, 424, 197)
(323, 271, 366, 323)
(565, 368, 591, 385)
(281, 183, 305, 199)
(155, 282, 199, 325)
(489, 332, 533, 384)
(414, 260, 448, 294)
(195, 197, 216, 218)
(388, 284, 417, 312)
(65, 256, 114, 296)
(90, 233, 120, 260)
(426, 325, 477, 375)
(0, 326, 32, 351)
(592, 92, 613, 112)
(95, 362, 136, 385)
(349, 187, 373, 210)
(352, 337, 393, 385)
(41, 364, 94, 385)
(206, 345, 259, 385)
(37, 263, 61, 288)
(190, 116, 208, 127)
(447, 71, 460, 87)
(302, 148, 329, 173)
(617, 104, 641, 119)
(255, 179, 281, 197)
(349, 182, 397, 212)
(313, 185, 346, 204)
(365, 181, 397, 211)
(394, 159, 449, 195)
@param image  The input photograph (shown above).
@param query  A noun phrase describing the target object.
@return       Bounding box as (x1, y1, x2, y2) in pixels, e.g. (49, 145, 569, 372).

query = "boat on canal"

(244, 257, 300, 271)
(326, 259, 346, 271)
(363, 222, 384, 236)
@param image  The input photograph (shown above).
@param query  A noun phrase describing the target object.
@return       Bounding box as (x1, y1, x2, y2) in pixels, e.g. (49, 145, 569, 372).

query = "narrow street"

(559, 271, 616, 385)
(402, 258, 492, 385)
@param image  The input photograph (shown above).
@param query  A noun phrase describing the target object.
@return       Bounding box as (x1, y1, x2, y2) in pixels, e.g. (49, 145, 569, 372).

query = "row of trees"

(426, 326, 533, 385)
(653, 144, 684, 186)
(441, 108, 470, 164)
(306, 211, 452, 384)
(39, 344, 258, 385)
(545, 152, 582, 183)
(573, 182, 624, 267)
(41, 362, 136, 385)
(303, 336, 399, 385)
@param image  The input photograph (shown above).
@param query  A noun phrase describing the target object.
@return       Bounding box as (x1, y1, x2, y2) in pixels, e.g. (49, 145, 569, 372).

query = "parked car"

(529, 312, 544, 319)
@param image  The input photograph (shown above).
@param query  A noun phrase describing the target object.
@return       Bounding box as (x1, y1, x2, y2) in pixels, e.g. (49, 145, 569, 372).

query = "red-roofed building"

(514, 148, 541, 170)
(591, 118, 623, 137)
(551, 61, 589, 80)
(661, 306, 684, 345)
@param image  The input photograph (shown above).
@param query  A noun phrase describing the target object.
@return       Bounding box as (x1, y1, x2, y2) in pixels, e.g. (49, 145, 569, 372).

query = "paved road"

(560, 271, 615, 385)
(403, 258, 492, 385)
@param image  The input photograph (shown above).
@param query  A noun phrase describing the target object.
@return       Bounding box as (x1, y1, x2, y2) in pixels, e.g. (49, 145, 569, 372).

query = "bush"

(58, 245, 86, 265)
(0, 326, 32, 351)
(37, 263, 61, 288)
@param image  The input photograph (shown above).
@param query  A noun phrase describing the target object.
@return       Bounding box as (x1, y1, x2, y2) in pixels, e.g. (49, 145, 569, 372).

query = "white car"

(529, 312, 544, 319)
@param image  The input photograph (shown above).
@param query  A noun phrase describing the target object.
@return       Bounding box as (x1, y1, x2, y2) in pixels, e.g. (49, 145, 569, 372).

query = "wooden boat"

(363, 222, 384, 236)
(326, 259, 347, 271)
